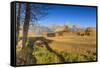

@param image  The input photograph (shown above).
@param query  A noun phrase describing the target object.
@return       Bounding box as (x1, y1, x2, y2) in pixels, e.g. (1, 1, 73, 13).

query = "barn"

(55, 25, 69, 37)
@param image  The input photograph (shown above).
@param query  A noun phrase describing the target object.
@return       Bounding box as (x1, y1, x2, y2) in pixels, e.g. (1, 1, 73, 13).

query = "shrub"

(76, 29, 85, 36)
(85, 27, 96, 36)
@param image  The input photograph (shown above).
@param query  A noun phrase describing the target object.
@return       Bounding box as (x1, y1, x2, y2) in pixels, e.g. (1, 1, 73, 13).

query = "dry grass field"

(16, 32, 96, 65)
(46, 32, 96, 54)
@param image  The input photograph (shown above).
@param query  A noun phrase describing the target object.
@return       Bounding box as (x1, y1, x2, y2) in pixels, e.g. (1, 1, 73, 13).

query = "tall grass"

(32, 45, 60, 64)
(16, 41, 96, 65)
(32, 45, 96, 64)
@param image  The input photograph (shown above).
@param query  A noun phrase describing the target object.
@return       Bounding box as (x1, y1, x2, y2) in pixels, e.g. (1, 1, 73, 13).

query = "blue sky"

(38, 4, 97, 27)
(16, 3, 97, 28)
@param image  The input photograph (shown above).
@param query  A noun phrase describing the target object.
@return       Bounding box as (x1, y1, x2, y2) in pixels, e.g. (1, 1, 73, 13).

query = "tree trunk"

(16, 3, 21, 45)
(22, 3, 31, 49)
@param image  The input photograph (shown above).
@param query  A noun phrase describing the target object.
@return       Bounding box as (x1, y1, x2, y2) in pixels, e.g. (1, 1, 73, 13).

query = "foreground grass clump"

(61, 52, 85, 62)
(60, 51, 96, 62)
(32, 45, 60, 64)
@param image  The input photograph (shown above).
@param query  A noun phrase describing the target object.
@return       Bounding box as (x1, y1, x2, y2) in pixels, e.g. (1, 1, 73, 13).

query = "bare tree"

(22, 3, 31, 49)
(16, 3, 21, 45)
(22, 3, 49, 49)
